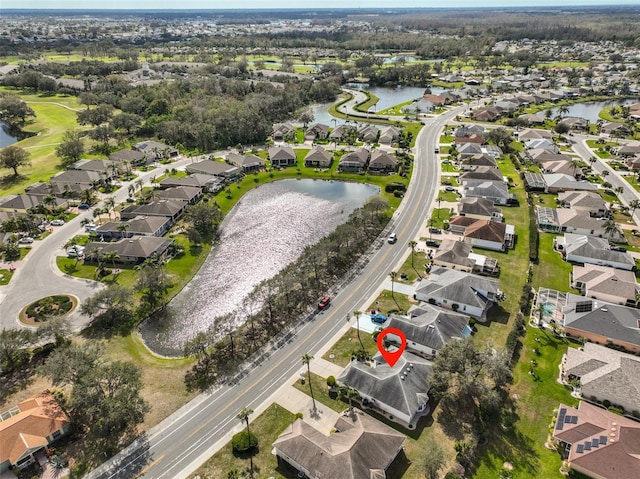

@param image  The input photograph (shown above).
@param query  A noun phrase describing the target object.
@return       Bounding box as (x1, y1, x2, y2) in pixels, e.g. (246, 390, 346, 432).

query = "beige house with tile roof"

(571, 264, 639, 306)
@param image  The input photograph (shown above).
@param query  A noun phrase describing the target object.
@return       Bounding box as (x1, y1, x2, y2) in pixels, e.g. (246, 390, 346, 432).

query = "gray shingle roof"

(433, 239, 475, 269)
(272, 409, 405, 479)
(415, 267, 499, 309)
(85, 236, 172, 260)
(458, 197, 501, 218)
(564, 302, 640, 347)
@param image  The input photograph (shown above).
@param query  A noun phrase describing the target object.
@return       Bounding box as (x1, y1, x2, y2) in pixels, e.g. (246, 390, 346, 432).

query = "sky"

(2, 0, 639, 10)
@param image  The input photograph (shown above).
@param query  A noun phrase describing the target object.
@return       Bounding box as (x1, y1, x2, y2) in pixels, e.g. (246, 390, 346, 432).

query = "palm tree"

(353, 310, 365, 353)
(408, 240, 418, 270)
(104, 196, 115, 220)
(603, 218, 619, 242)
(601, 170, 609, 180)
(117, 223, 130, 238)
(102, 251, 119, 270)
(236, 407, 255, 478)
(389, 271, 398, 298)
(301, 354, 316, 412)
(569, 159, 582, 178)
(339, 385, 359, 414)
(557, 105, 570, 120)
(43, 194, 56, 220)
(629, 199, 640, 217)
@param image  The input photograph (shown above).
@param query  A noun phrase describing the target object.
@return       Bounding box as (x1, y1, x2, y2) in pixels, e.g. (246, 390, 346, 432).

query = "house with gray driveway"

(337, 351, 432, 429)
(84, 236, 173, 264)
(186, 159, 241, 179)
(414, 267, 502, 319)
(368, 150, 397, 174)
(268, 145, 297, 167)
(554, 234, 635, 271)
(157, 186, 203, 205)
(119, 199, 186, 222)
(303, 146, 333, 168)
(95, 215, 172, 239)
(226, 152, 265, 173)
(571, 264, 639, 306)
(457, 197, 503, 222)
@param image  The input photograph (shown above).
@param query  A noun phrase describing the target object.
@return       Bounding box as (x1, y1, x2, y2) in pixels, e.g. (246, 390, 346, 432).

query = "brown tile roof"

(0, 392, 68, 466)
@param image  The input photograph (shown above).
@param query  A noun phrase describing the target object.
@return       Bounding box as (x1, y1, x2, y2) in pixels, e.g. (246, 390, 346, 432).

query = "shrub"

(603, 399, 611, 408)
(528, 204, 539, 262)
(384, 182, 406, 193)
(231, 430, 258, 453)
(295, 412, 303, 419)
(326, 376, 336, 387)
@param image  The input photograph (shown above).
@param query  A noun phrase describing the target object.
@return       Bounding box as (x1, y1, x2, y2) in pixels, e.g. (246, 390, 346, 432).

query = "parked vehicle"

(78, 203, 90, 210)
(50, 219, 65, 226)
(610, 245, 627, 252)
(388, 233, 397, 244)
(426, 240, 440, 248)
(66, 246, 85, 258)
(428, 227, 442, 234)
(126, 197, 136, 203)
(18, 237, 34, 244)
(370, 313, 388, 324)
(318, 296, 331, 309)
(445, 186, 456, 192)
(84, 223, 97, 232)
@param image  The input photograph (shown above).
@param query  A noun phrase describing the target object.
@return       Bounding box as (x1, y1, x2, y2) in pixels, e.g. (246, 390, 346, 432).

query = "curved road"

(83, 106, 466, 479)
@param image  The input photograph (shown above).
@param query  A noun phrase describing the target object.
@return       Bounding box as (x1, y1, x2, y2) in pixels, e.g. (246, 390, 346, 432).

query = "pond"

(0, 122, 18, 148)
(139, 179, 380, 356)
(308, 85, 447, 125)
(542, 98, 638, 123)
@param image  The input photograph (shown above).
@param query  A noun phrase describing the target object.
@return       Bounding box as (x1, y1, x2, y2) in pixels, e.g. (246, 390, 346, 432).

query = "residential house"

(186, 160, 241, 179)
(557, 191, 608, 218)
(338, 148, 370, 173)
(571, 264, 639, 306)
(617, 142, 640, 157)
(95, 215, 172, 239)
(304, 123, 330, 142)
(368, 150, 397, 174)
(454, 124, 485, 140)
(386, 303, 472, 357)
(470, 107, 502, 122)
(457, 198, 503, 223)
(272, 122, 295, 142)
(49, 170, 102, 188)
(518, 113, 545, 125)
(329, 125, 356, 142)
(303, 146, 333, 168)
(600, 121, 632, 137)
(272, 409, 405, 479)
(554, 234, 635, 271)
(109, 149, 146, 166)
(414, 267, 502, 319)
(459, 154, 498, 171)
(518, 128, 554, 141)
(84, 236, 173, 264)
(541, 174, 596, 193)
(158, 174, 223, 193)
(357, 124, 380, 143)
(525, 139, 559, 153)
(561, 343, 640, 413)
(457, 143, 483, 159)
(119, 199, 186, 222)
(458, 166, 504, 183)
(24, 181, 86, 199)
(432, 239, 500, 276)
(268, 145, 297, 167)
(156, 186, 202, 205)
(537, 207, 623, 241)
(559, 117, 590, 130)
(379, 126, 402, 145)
(625, 155, 640, 171)
(538, 160, 582, 178)
(401, 99, 435, 116)
(423, 93, 447, 106)
(527, 149, 573, 164)
(68, 159, 121, 180)
(133, 140, 178, 160)
(462, 180, 515, 206)
(448, 216, 515, 251)
(226, 153, 265, 173)
(552, 401, 640, 479)
(0, 194, 66, 214)
(494, 100, 518, 112)
(337, 351, 432, 429)
(0, 392, 69, 473)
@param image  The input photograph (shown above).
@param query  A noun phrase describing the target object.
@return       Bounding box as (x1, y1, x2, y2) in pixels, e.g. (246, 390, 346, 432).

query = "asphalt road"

(83, 106, 466, 479)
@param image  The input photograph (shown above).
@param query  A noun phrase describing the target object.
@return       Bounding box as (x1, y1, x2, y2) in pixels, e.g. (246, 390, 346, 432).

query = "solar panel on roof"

(576, 444, 584, 454)
(570, 416, 578, 424)
(564, 415, 572, 423)
(599, 436, 608, 445)
(559, 408, 567, 416)
(555, 421, 564, 431)
(592, 439, 599, 448)
(583, 442, 591, 451)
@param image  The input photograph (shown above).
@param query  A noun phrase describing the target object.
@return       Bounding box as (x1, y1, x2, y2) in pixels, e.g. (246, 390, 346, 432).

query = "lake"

(543, 98, 639, 123)
(0, 122, 18, 148)
(139, 179, 380, 356)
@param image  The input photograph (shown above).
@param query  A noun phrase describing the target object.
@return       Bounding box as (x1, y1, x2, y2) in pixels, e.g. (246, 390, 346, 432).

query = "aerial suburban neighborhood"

(1, 3, 640, 479)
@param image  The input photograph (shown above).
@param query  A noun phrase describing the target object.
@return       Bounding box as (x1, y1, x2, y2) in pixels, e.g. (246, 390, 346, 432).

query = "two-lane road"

(85, 107, 466, 479)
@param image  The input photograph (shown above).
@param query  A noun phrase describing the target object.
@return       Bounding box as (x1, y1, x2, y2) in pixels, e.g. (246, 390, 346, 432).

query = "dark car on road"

(78, 203, 90, 210)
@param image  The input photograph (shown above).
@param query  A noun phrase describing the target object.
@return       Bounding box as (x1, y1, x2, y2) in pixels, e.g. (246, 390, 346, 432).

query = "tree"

(0, 328, 37, 372)
(186, 202, 223, 238)
(0, 94, 35, 127)
(569, 159, 582, 177)
(485, 127, 513, 153)
(603, 218, 619, 241)
(629, 199, 640, 217)
(302, 353, 317, 412)
(353, 310, 365, 353)
(389, 271, 398, 297)
(55, 130, 85, 166)
(135, 262, 172, 314)
(430, 337, 512, 416)
(556, 105, 570, 120)
(298, 110, 314, 128)
(339, 385, 359, 413)
(408, 240, 418, 270)
(39, 341, 105, 387)
(422, 438, 446, 479)
(82, 284, 134, 330)
(554, 122, 570, 136)
(77, 103, 113, 127)
(0, 145, 31, 176)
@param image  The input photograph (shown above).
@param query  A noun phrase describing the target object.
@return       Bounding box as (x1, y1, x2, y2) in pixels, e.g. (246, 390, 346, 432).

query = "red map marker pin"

(376, 327, 407, 367)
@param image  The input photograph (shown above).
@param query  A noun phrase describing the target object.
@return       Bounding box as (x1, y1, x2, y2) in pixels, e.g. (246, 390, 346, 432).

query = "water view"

(0, 122, 18, 148)
(139, 179, 380, 356)
(543, 98, 638, 123)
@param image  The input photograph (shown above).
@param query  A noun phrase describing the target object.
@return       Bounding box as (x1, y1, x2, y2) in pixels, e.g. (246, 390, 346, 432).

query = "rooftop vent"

(400, 375, 405, 380)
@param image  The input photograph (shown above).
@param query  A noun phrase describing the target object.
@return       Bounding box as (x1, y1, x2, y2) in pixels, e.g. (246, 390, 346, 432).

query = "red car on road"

(318, 296, 331, 309)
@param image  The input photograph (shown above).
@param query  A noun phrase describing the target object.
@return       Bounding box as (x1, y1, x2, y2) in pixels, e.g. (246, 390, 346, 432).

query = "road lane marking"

(133, 455, 164, 478)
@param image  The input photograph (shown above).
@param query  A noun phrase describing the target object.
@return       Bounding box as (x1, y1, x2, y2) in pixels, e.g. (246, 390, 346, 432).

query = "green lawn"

(429, 208, 452, 229)
(530, 193, 558, 208)
(0, 88, 85, 196)
(438, 190, 459, 202)
(474, 328, 577, 479)
(293, 371, 349, 413)
(396, 249, 429, 285)
(0, 269, 14, 285)
(188, 403, 296, 479)
(533, 233, 573, 293)
(323, 327, 379, 368)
